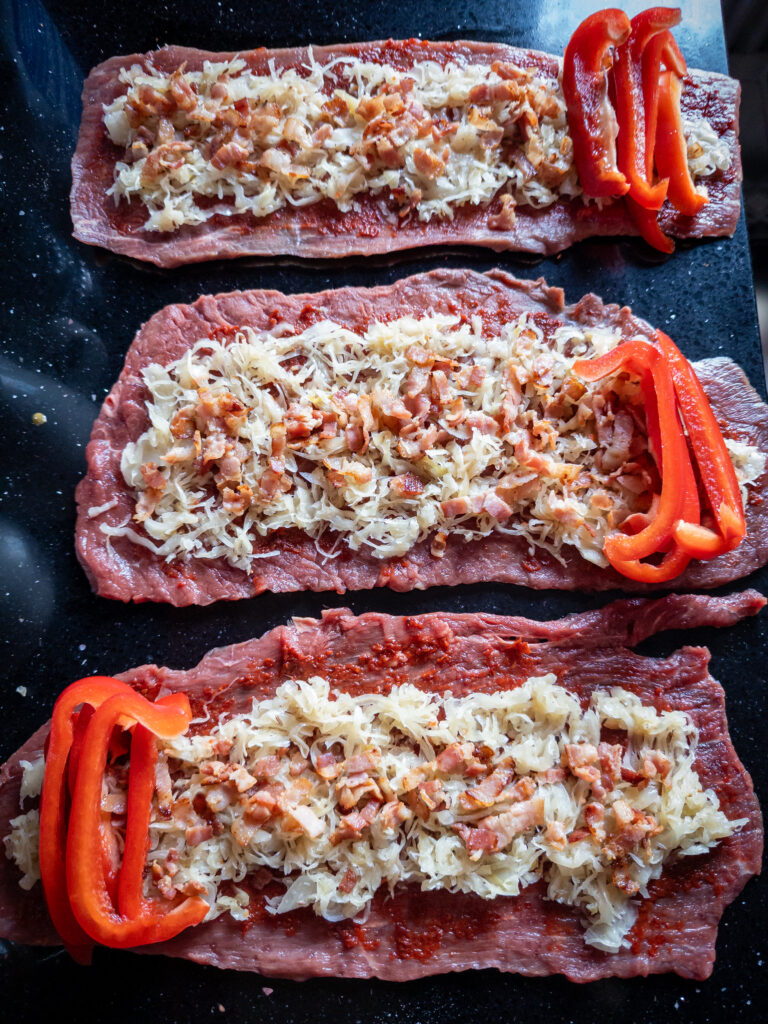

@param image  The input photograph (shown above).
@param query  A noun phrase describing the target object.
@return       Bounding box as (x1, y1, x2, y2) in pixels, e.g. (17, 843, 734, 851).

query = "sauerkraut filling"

(110, 313, 765, 571)
(4, 677, 745, 953)
(102, 54, 729, 232)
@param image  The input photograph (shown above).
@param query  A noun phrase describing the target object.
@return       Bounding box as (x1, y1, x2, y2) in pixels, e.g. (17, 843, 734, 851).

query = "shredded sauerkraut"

(112, 313, 765, 573)
(102, 53, 729, 232)
(2, 679, 746, 952)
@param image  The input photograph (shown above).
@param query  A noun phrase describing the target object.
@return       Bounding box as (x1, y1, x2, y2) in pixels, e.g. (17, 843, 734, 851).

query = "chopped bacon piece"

(545, 820, 567, 850)
(468, 79, 522, 104)
(379, 799, 413, 831)
(331, 801, 379, 844)
(404, 345, 433, 367)
(185, 824, 213, 847)
(338, 867, 358, 894)
(488, 193, 516, 231)
(430, 530, 448, 558)
(584, 802, 606, 843)
(538, 767, 567, 784)
(336, 772, 383, 810)
(282, 803, 325, 839)
(458, 767, 514, 812)
(597, 742, 623, 784)
(452, 822, 500, 860)
(409, 779, 446, 819)
(230, 817, 259, 848)
(345, 748, 381, 774)
(412, 146, 445, 178)
(465, 411, 499, 435)
(480, 795, 545, 850)
(211, 140, 250, 169)
(389, 472, 425, 498)
(604, 799, 662, 861)
(252, 755, 281, 779)
(258, 467, 290, 501)
(315, 752, 343, 780)
(168, 68, 197, 111)
(357, 95, 384, 121)
(481, 492, 512, 522)
(441, 497, 472, 518)
(222, 484, 253, 517)
(325, 458, 373, 487)
(612, 860, 642, 896)
(204, 783, 232, 814)
(434, 742, 474, 774)
(642, 750, 671, 782)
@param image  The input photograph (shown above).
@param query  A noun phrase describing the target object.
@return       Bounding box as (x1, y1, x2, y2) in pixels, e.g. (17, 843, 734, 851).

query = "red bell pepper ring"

(654, 71, 708, 217)
(612, 7, 683, 210)
(562, 9, 631, 198)
(39, 676, 134, 963)
(66, 690, 208, 948)
(572, 339, 690, 565)
(656, 330, 746, 554)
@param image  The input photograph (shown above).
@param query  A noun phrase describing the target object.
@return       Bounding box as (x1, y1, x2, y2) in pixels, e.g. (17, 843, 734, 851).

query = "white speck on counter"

(16, 686, 27, 697)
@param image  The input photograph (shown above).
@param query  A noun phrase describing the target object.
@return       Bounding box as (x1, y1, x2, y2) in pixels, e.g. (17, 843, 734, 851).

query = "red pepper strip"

(626, 193, 675, 253)
(572, 339, 688, 562)
(654, 70, 708, 216)
(118, 710, 169, 919)
(607, 371, 698, 582)
(562, 9, 631, 198)
(656, 330, 746, 554)
(39, 676, 134, 962)
(66, 691, 208, 948)
(612, 7, 682, 210)
(641, 30, 687, 182)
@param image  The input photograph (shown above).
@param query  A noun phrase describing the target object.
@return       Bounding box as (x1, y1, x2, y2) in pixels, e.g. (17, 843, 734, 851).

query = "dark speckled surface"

(0, 1, 765, 1021)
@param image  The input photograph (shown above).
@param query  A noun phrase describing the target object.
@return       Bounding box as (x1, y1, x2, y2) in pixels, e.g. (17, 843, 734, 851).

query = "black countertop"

(0, 1, 765, 1021)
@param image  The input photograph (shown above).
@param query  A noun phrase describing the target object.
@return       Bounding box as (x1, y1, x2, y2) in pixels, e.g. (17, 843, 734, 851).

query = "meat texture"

(70, 40, 742, 266)
(0, 591, 763, 981)
(73, 270, 768, 605)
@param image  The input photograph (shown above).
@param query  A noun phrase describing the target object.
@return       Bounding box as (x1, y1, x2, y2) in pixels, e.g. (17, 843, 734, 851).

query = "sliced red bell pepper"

(118, 716, 163, 920)
(654, 70, 708, 217)
(626, 193, 675, 253)
(573, 339, 690, 564)
(656, 330, 746, 554)
(66, 690, 208, 948)
(607, 370, 698, 582)
(612, 7, 683, 210)
(641, 30, 686, 182)
(562, 9, 631, 198)
(39, 676, 133, 963)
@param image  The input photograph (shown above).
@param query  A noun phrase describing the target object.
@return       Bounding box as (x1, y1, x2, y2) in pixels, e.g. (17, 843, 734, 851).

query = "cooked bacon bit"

(491, 60, 532, 83)
(389, 472, 425, 498)
(155, 754, 173, 818)
(258, 467, 290, 501)
(434, 742, 472, 774)
(410, 779, 447, 819)
(379, 799, 413, 831)
(244, 786, 280, 824)
(612, 860, 641, 895)
(568, 828, 590, 843)
(170, 405, 197, 439)
(597, 742, 623, 785)
(545, 820, 568, 850)
(212, 736, 233, 757)
(584, 802, 606, 843)
(230, 817, 259, 848)
(468, 79, 522, 104)
(312, 123, 333, 145)
(222, 484, 253, 517)
(430, 369, 451, 406)
(345, 748, 381, 774)
(289, 751, 308, 777)
(283, 116, 310, 145)
(338, 867, 358, 894)
(168, 67, 197, 111)
(452, 822, 499, 860)
(134, 461, 168, 522)
(642, 750, 671, 782)
(325, 458, 373, 487)
(331, 801, 379, 844)
(211, 140, 250, 169)
(282, 804, 325, 839)
(185, 824, 213, 847)
(315, 752, 343, 780)
(319, 412, 339, 439)
(252, 755, 281, 778)
(538, 767, 567, 784)
(458, 768, 514, 812)
(357, 95, 384, 120)
(405, 345, 433, 367)
(488, 193, 516, 231)
(480, 795, 545, 851)
(441, 497, 472, 518)
(336, 772, 383, 810)
(604, 799, 662, 861)
(204, 784, 232, 814)
(465, 411, 499, 435)
(200, 761, 257, 793)
(482, 492, 512, 522)
(140, 141, 193, 182)
(412, 146, 445, 179)
(404, 366, 429, 398)
(430, 530, 448, 558)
